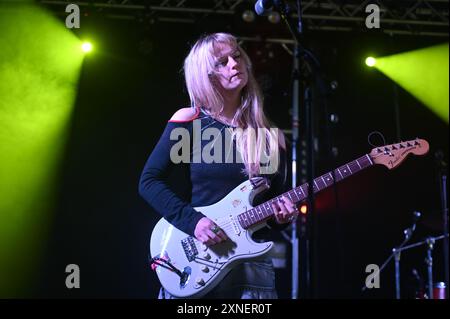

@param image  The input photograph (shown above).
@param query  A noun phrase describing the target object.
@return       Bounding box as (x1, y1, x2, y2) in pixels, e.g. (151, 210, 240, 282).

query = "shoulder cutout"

(169, 107, 199, 123)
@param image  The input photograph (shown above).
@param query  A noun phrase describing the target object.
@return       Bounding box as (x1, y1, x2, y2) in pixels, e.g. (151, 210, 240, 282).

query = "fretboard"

(237, 154, 374, 229)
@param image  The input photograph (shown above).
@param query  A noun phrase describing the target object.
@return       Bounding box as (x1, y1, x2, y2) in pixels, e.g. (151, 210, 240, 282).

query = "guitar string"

(211, 197, 291, 232)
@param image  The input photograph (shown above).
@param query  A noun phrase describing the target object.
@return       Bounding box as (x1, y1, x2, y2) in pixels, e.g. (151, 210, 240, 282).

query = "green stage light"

(375, 43, 449, 123)
(365, 56, 376, 67)
(0, 2, 84, 297)
(82, 42, 93, 53)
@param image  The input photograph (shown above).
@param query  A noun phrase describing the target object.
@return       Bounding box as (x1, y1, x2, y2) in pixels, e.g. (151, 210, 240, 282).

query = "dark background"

(34, 5, 448, 299)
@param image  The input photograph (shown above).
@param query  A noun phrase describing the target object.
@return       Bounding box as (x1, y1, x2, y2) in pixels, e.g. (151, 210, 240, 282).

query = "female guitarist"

(139, 33, 299, 299)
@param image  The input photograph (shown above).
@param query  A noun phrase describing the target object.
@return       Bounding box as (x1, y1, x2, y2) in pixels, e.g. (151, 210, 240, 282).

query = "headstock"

(370, 138, 429, 169)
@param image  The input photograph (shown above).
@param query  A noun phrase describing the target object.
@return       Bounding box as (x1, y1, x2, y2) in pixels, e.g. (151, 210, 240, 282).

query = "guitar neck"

(237, 154, 374, 229)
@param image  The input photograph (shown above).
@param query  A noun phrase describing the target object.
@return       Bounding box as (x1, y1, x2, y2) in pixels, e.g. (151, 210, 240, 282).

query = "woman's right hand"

(194, 217, 228, 246)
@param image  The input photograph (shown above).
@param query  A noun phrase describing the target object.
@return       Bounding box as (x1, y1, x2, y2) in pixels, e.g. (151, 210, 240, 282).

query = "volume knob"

(201, 265, 209, 273)
(196, 277, 205, 286)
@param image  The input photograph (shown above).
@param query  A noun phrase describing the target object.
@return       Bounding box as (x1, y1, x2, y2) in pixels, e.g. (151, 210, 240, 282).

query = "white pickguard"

(149, 179, 273, 298)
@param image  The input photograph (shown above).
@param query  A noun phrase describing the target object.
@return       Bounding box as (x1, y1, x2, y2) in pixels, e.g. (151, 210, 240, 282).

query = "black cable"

(150, 256, 184, 278)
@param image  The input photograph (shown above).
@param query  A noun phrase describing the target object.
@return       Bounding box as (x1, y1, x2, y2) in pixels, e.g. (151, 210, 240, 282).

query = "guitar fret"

(356, 159, 362, 169)
(290, 190, 300, 202)
(285, 191, 292, 202)
(298, 187, 305, 199)
(286, 192, 292, 202)
(252, 209, 258, 223)
(238, 214, 247, 228)
(326, 173, 334, 184)
(301, 185, 308, 197)
(253, 209, 259, 222)
(248, 210, 254, 223)
(264, 202, 272, 216)
(254, 209, 260, 222)
(341, 166, 349, 176)
(360, 158, 369, 172)
(243, 214, 248, 228)
(266, 202, 273, 218)
(295, 189, 303, 201)
(336, 168, 344, 180)
(346, 164, 352, 174)
(319, 176, 326, 188)
(256, 206, 263, 220)
(365, 154, 373, 165)
(313, 180, 319, 191)
(241, 214, 246, 228)
(247, 213, 252, 226)
(351, 161, 360, 171)
(265, 203, 272, 217)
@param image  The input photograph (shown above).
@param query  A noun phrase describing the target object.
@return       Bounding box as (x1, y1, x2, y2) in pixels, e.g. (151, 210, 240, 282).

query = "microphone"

(412, 268, 425, 298)
(255, 0, 274, 16)
(412, 211, 421, 222)
(404, 211, 421, 240)
(434, 150, 448, 169)
(412, 268, 422, 283)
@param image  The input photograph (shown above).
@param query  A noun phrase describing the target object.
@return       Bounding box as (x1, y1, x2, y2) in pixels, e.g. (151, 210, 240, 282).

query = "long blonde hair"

(183, 33, 281, 178)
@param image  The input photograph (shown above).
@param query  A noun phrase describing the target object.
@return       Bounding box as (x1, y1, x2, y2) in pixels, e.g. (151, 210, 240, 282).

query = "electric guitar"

(149, 138, 429, 298)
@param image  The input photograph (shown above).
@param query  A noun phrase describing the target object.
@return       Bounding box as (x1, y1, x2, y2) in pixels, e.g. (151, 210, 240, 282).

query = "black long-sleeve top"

(139, 108, 288, 237)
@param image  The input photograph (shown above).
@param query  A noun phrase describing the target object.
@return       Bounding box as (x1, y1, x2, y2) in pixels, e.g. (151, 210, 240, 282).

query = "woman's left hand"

(271, 196, 299, 224)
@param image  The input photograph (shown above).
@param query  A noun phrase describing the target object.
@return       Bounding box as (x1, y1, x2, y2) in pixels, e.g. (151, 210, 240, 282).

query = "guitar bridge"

(181, 237, 198, 262)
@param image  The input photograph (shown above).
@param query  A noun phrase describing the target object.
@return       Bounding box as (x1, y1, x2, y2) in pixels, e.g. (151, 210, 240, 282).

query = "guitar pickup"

(181, 237, 198, 262)
(229, 215, 241, 236)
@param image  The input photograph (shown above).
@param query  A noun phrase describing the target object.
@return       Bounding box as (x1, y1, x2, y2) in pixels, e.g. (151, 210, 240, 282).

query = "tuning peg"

(407, 142, 412, 147)
(392, 145, 398, 150)
(414, 140, 420, 145)
(400, 144, 405, 148)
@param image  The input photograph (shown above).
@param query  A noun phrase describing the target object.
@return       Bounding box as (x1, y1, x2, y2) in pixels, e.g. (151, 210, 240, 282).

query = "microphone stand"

(290, 42, 301, 300)
(270, 0, 318, 299)
(436, 151, 449, 298)
(395, 234, 449, 299)
(425, 237, 435, 299)
(361, 212, 420, 298)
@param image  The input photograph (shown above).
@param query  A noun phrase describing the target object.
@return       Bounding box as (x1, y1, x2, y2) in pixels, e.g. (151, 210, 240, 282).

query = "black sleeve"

(138, 121, 205, 237)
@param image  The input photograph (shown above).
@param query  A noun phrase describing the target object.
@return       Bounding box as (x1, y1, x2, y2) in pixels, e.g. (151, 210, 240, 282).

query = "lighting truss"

(37, 0, 449, 38)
